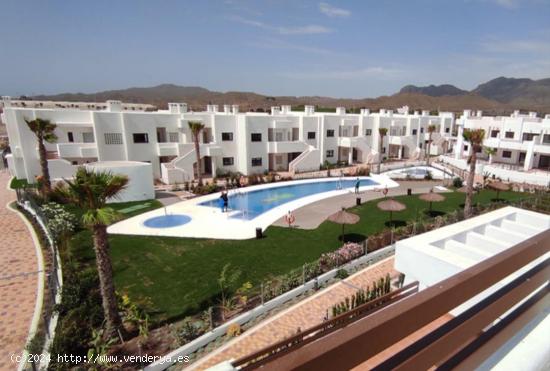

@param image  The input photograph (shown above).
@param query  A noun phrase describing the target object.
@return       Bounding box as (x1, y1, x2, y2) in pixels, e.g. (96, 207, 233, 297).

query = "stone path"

(0, 171, 41, 371)
(188, 257, 397, 370)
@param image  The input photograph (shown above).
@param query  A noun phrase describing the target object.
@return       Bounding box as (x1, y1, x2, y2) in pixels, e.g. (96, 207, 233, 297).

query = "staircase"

(289, 145, 321, 174)
(161, 149, 195, 184)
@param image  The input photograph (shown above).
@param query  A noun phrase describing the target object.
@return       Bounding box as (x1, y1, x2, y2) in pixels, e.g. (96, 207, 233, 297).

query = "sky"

(1, 0, 549, 98)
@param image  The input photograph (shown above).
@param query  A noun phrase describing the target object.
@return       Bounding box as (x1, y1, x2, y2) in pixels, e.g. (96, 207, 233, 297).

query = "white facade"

(453, 109, 550, 172)
(1, 96, 454, 184)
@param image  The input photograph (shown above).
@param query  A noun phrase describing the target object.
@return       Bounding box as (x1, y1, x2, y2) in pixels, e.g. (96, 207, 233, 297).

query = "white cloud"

(319, 2, 351, 17)
(480, 39, 550, 53)
(228, 15, 333, 35)
(281, 66, 404, 80)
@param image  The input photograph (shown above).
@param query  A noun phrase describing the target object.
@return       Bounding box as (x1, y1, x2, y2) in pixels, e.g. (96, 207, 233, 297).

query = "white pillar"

(524, 140, 536, 171)
(455, 123, 464, 159)
(348, 148, 353, 164)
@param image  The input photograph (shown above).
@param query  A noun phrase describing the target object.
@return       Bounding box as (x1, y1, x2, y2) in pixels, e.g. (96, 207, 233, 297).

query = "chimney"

(168, 103, 187, 114)
(281, 105, 291, 114)
(529, 111, 537, 118)
(512, 110, 520, 117)
(463, 109, 471, 118)
(422, 110, 429, 116)
(224, 104, 231, 114)
(304, 105, 315, 115)
(476, 110, 483, 117)
(212, 105, 219, 113)
(360, 108, 370, 115)
(106, 100, 122, 112)
(271, 106, 281, 115)
(336, 107, 346, 115)
(232, 105, 239, 114)
(1, 96, 12, 108)
(380, 109, 387, 115)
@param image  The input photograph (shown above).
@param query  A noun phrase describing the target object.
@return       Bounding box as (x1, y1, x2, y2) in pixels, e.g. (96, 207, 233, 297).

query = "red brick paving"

(0, 171, 41, 371)
(190, 257, 397, 370)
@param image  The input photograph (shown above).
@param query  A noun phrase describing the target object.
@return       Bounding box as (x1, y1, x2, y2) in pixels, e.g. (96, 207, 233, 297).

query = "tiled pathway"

(189, 257, 397, 370)
(0, 171, 41, 371)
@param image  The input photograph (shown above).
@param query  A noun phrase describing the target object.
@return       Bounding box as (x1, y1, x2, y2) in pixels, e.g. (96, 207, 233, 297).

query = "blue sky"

(1, 0, 549, 98)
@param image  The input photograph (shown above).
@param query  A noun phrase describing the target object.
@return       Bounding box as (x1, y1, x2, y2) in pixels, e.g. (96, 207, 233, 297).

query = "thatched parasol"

(487, 181, 510, 200)
(377, 198, 406, 224)
(419, 191, 445, 212)
(327, 207, 360, 242)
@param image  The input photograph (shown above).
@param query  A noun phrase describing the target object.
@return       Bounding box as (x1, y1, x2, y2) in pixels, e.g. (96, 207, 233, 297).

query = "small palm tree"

(484, 147, 497, 164)
(463, 129, 485, 218)
(377, 128, 388, 174)
(188, 121, 205, 185)
(55, 167, 128, 338)
(25, 118, 57, 195)
(426, 125, 437, 165)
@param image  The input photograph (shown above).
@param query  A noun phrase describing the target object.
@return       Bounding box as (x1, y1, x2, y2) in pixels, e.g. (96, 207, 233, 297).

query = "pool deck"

(108, 174, 399, 240)
(272, 180, 447, 229)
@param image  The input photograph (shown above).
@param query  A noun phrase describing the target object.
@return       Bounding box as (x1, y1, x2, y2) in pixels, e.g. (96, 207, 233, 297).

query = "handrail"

(233, 281, 419, 370)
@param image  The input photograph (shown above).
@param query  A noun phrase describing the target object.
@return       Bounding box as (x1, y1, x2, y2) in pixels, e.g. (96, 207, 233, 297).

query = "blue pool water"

(199, 178, 378, 220)
(144, 214, 192, 228)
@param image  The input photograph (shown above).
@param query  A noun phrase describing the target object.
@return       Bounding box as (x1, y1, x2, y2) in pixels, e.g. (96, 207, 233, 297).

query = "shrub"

(319, 243, 364, 271)
(176, 317, 206, 345)
(453, 177, 463, 188)
(226, 323, 241, 337)
(335, 269, 349, 279)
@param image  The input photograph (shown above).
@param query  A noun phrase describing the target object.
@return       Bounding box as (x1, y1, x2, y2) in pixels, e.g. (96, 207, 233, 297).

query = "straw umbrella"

(327, 207, 360, 242)
(377, 198, 406, 225)
(487, 181, 510, 201)
(419, 191, 445, 213)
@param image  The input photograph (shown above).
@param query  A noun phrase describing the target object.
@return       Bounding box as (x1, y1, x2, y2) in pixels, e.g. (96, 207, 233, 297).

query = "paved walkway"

(188, 257, 397, 370)
(0, 171, 41, 371)
(273, 180, 445, 229)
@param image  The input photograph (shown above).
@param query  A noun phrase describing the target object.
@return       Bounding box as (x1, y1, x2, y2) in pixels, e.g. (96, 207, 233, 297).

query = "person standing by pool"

(220, 190, 229, 212)
(355, 177, 360, 194)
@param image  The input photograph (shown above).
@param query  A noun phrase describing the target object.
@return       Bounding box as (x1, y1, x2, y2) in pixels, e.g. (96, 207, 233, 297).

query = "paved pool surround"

(108, 174, 399, 240)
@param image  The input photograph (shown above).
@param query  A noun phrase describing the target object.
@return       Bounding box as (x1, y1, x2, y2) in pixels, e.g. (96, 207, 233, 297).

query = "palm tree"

(188, 121, 205, 185)
(377, 127, 388, 174)
(462, 129, 485, 218)
(25, 118, 57, 195)
(484, 147, 497, 164)
(55, 167, 128, 338)
(426, 124, 437, 165)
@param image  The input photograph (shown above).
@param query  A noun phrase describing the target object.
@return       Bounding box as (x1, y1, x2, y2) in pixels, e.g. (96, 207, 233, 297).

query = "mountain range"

(26, 77, 550, 115)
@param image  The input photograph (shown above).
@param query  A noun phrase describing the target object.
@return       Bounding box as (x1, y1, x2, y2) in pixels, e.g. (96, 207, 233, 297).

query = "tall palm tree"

(426, 124, 437, 165)
(377, 127, 387, 174)
(463, 128, 485, 218)
(55, 167, 128, 338)
(25, 118, 57, 195)
(188, 121, 205, 185)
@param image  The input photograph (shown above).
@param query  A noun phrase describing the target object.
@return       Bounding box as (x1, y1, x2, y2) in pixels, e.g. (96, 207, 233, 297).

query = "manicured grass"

(10, 177, 34, 189)
(69, 190, 528, 323)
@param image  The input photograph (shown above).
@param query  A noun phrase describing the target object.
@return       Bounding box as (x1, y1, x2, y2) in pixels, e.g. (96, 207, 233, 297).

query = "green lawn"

(66, 189, 529, 323)
(10, 177, 35, 189)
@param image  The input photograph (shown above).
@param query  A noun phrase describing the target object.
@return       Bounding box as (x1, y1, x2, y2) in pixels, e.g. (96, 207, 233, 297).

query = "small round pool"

(143, 214, 191, 228)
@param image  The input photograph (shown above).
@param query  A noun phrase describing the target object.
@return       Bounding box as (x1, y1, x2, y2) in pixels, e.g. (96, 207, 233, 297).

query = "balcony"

(57, 143, 98, 158)
(157, 143, 180, 156)
(267, 141, 308, 153)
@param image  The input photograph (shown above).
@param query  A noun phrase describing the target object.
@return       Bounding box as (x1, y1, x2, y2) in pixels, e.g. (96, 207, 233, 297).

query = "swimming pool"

(199, 178, 378, 220)
(143, 214, 192, 228)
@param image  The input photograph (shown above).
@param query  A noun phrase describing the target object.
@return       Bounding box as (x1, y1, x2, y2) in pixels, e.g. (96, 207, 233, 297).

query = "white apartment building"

(453, 109, 550, 172)
(1, 96, 454, 184)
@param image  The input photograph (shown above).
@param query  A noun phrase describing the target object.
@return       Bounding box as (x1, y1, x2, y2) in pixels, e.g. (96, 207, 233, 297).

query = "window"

(463, 145, 468, 151)
(104, 133, 123, 145)
(326, 129, 335, 137)
(419, 143, 423, 149)
(382, 147, 386, 153)
(275, 156, 283, 165)
(67, 132, 74, 143)
(420, 128, 424, 133)
(491, 130, 500, 138)
(222, 132, 233, 141)
(251, 133, 262, 142)
(412, 129, 418, 135)
(445, 127, 450, 133)
(502, 150, 512, 158)
(222, 157, 234, 166)
(82, 132, 95, 143)
(522, 133, 537, 141)
(505, 131, 514, 139)
(133, 133, 149, 143)
(543, 134, 550, 144)
(169, 132, 179, 143)
(307, 132, 316, 140)
(365, 129, 372, 136)
(251, 157, 262, 166)
(326, 150, 334, 158)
